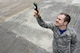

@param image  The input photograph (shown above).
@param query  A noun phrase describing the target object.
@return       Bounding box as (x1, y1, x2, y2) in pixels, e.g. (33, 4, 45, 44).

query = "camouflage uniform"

(36, 16, 77, 53)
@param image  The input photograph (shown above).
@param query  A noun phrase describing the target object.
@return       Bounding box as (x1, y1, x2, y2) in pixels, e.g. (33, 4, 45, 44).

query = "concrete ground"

(0, 0, 42, 22)
(0, 0, 80, 53)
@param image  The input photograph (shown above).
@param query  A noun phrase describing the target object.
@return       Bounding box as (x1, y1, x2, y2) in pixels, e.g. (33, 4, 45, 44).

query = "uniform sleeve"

(70, 29, 77, 53)
(36, 16, 55, 30)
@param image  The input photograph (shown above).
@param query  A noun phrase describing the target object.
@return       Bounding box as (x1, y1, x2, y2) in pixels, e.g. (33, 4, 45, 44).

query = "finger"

(34, 10, 39, 13)
(34, 11, 37, 14)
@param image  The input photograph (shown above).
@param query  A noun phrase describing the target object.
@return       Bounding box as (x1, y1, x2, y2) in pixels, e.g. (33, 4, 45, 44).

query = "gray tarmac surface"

(0, 0, 80, 53)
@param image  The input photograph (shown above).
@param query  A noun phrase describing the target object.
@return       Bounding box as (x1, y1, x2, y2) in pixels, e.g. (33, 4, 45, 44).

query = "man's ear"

(64, 21, 68, 26)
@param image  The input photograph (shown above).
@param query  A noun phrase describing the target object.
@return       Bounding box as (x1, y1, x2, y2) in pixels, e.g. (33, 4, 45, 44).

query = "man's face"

(55, 14, 66, 27)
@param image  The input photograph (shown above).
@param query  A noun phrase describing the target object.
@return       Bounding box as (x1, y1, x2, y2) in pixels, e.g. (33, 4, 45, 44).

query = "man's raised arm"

(34, 10, 54, 29)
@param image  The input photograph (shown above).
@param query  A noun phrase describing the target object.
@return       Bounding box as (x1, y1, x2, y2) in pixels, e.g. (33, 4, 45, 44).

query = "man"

(34, 11, 77, 53)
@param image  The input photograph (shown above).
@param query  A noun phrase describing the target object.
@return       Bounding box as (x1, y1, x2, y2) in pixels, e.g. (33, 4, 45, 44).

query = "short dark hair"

(60, 13, 71, 24)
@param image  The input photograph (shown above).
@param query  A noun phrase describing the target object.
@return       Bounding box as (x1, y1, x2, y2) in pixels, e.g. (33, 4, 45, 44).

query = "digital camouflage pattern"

(36, 16, 77, 53)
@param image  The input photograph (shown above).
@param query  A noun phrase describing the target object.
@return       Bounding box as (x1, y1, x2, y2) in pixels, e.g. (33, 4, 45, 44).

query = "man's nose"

(56, 19, 59, 22)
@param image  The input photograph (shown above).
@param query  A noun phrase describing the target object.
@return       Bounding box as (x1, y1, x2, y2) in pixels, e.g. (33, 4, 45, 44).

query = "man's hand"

(34, 10, 40, 18)
(33, 3, 40, 18)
